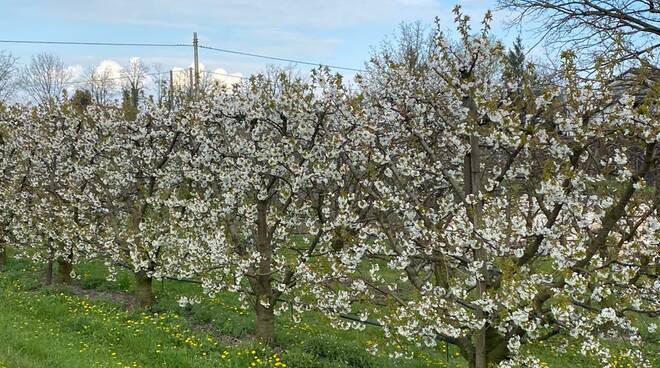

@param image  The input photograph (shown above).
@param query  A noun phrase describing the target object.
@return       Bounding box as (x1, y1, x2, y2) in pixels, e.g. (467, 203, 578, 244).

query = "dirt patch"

(191, 321, 251, 345)
(67, 285, 139, 309)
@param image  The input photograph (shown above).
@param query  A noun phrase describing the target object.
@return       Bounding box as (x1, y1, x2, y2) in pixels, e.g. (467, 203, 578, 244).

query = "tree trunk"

(462, 68, 487, 368)
(0, 226, 6, 268)
(55, 259, 73, 284)
(0, 243, 6, 269)
(462, 328, 508, 368)
(45, 240, 55, 285)
(135, 271, 154, 307)
(251, 199, 276, 345)
(44, 261, 53, 285)
(255, 301, 275, 344)
(465, 133, 487, 368)
(474, 328, 487, 368)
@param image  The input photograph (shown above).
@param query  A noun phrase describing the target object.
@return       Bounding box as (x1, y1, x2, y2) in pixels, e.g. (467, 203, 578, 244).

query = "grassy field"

(0, 257, 657, 368)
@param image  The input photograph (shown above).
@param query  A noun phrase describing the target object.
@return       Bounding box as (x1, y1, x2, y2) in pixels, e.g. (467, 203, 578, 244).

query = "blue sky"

(0, 0, 523, 81)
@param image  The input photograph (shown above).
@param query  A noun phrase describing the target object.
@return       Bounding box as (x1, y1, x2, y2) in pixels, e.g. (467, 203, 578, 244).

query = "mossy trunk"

(0, 227, 5, 268)
(44, 261, 54, 285)
(255, 302, 275, 344)
(0, 243, 7, 269)
(253, 200, 276, 344)
(135, 271, 154, 307)
(55, 259, 73, 284)
(462, 328, 508, 368)
(474, 327, 487, 368)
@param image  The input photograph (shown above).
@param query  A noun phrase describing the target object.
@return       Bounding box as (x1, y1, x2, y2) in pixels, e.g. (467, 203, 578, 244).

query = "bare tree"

(499, 0, 660, 65)
(121, 57, 149, 108)
(20, 53, 70, 106)
(151, 63, 166, 105)
(367, 18, 504, 95)
(197, 69, 221, 94)
(83, 65, 118, 105)
(0, 50, 18, 104)
(370, 21, 436, 75)
(259, 65, 302, 96)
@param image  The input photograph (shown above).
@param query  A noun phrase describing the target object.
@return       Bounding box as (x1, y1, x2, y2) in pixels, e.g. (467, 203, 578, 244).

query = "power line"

(0, 38, 366, 73)
(0, 40, 189, 48)
(199, 44, 365, 73)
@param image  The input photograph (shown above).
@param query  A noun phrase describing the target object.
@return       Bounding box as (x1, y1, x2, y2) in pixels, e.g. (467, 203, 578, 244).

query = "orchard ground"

(0, 255, 657, 368)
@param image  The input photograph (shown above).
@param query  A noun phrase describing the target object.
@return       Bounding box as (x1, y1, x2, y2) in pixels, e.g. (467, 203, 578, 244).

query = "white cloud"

(171, 67, 190, 89)
(7, 0, 511, 83)
(171, 64, 243, 88)
(65, 64, 84, 82)
(95, 59, 123, 79)
(211, 68, 243, 87)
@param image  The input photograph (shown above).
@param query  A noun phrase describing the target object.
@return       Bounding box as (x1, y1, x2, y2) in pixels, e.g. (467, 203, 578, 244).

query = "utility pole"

(188, 67, 194, 97)
(193, 32, 200, 94)
(169, 69, 174, 109)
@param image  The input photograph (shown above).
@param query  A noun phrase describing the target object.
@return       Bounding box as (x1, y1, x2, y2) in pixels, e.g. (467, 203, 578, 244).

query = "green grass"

(0, 257, 657, 368)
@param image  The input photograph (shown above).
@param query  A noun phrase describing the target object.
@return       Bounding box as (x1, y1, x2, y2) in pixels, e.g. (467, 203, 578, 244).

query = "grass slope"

(0, 257, 657, 368)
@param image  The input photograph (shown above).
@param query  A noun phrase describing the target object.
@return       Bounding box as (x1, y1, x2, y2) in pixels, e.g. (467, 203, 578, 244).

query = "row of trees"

(0, 53, 217, 109)
(1, 6, 658, 368)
